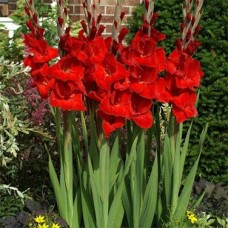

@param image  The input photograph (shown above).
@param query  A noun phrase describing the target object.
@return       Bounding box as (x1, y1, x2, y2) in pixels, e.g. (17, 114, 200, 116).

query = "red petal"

(132, 111, 153, 129)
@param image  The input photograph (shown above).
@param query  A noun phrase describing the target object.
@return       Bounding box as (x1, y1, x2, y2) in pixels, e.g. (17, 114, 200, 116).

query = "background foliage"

(127, 0, 228, 183)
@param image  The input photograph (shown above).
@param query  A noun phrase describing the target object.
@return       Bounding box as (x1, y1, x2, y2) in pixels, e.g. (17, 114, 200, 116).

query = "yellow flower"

(52, 223, 61, 228)
(34, 215, 45, 224)
(186, 210, 198, 224)
(189, 216, 198, 224)
(38, 223, 49, 228)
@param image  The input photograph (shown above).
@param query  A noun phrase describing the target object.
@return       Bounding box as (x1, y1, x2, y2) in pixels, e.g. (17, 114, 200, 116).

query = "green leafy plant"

(0, 199, 68, 228)
(0, 58, 52, 166)
(0, 58, 30, 166)
(0, 184, 28, 218)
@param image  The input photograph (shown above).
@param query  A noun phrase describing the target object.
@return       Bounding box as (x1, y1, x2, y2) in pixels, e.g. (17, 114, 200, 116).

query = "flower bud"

(97, 14, 102, 24)
(191, 16, 196, 25)
(180, 22, 184, 32)
(64, 7, 68, 16)
(58, 17, 64, 27)
(144, 0, 149, 11)
(81, 20, 87, 33)
(150, 12, 158, 25)
(33, 13, 38, 24)
(24, 7, 30, 16)
(120, 12, 125, 21)
(194, 25, 201, 36)
(186, 12, 191, 22)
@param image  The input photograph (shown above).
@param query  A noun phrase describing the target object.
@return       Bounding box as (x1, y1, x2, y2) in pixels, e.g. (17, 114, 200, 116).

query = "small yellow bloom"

(189, 216, 198, 224)
(34, 215, 45, 224)
(186, 210, 198, 224)
(38, 223, 49, 228)
(52, 223, 61, 228)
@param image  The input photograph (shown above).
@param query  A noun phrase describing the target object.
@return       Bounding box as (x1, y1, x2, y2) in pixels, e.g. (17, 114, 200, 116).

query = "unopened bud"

(144, 0, 149, 11)
(114, 20, 118, 29)
(176, 39, 182, 50)
(186, 12, 191, 22)
(58, 17, 64, 27)
(120, 12, 125, 21)
(97, 14, 102, 24)
(194, 25, 201, 36)
(97, 25, 105, 36)
(118, 27, 128, 43)
(180, 22, 184, 32)
(186, 29, 192, 41)
(88, 12, 92, 22)
(64, 7, 68, 16)
(150, 12, 158, 25)
(33, 13, 38, 24)
(24, 7, 30, 16)
(191, 16, 196, 25)
(81, 20, 87, 33)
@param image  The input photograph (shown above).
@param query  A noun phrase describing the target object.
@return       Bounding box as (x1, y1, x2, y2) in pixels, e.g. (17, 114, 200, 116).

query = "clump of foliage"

(0, 58, 30, 166)
(0, 57, 55, 205)
(0, 58, 52, 167)
(126, 0, 228, 183)
(0, 199, 68, 228)
(193, 179, 228, 218)
(0, 184, 27, 219)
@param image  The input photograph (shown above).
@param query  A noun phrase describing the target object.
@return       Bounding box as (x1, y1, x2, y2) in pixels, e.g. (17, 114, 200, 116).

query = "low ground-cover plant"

(0, 199, 68, 228)
(193, 179, 228, 218)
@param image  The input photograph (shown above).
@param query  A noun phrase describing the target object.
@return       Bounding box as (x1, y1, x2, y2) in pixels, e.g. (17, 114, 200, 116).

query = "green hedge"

(127, 0, 228, 183)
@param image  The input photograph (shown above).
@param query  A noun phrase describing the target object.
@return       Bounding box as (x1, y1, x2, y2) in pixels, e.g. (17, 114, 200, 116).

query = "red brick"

(123, 0, 140, 6)
(68, 0, 81, 4)
(104, 24, 113, 34)
(101, 15, 115, 23)
(105, 5, 115, 15)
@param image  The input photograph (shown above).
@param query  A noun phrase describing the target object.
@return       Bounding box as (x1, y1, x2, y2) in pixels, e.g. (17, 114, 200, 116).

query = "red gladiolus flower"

(84, 37, 108, 64)
(129, 93, 153, 128)
(30, 64, 55, 99)
(97, 110, 125, 137)
(49, 56, 85, 83)
(172, 90, 198, 123)
(129, 65, 157, 99)
(23, 33, 58, 64)
(167, 48, 204, 90)
(93, 54, 129, 91)
(50, 80, 86, 111)
(59, 35, 87, 62)
(121, 31, 166, 72)
(99, 90, 131, 118)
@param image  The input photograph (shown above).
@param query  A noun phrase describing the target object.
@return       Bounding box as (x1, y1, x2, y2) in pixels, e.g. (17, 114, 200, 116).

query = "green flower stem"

(52, 107, 63, 154)
(62, 111, 74, 226)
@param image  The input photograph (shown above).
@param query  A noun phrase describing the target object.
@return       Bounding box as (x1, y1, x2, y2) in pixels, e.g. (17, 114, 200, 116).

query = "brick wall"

(5, 0, 142, 35)
(67, 0, 141, 35)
